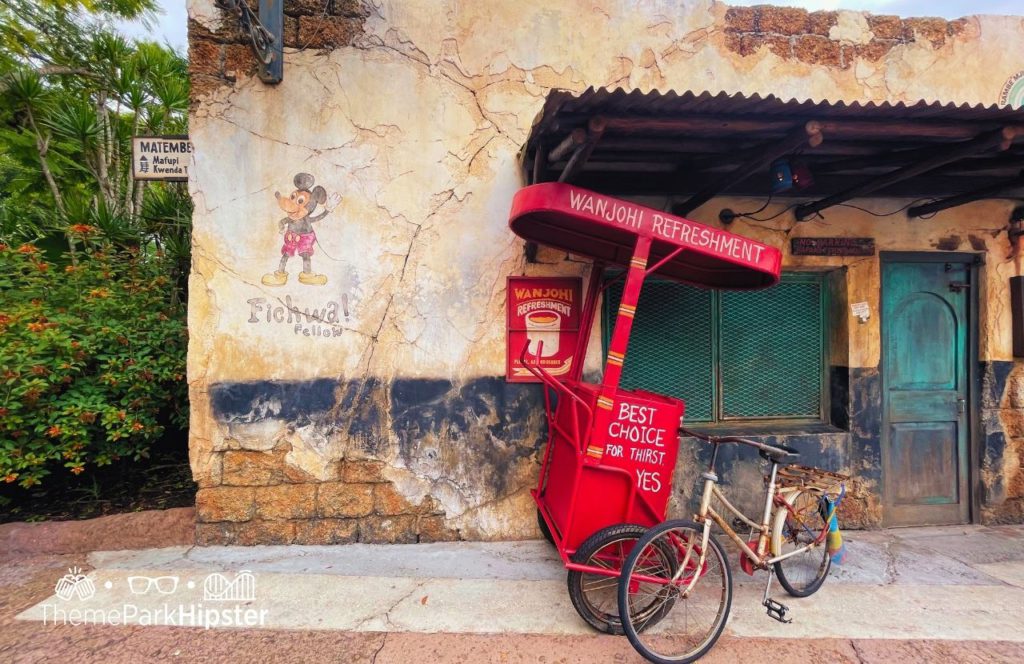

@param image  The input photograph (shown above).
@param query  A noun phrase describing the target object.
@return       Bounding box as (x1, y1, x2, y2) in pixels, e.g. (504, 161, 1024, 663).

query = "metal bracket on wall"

(215, 0, 283, 84)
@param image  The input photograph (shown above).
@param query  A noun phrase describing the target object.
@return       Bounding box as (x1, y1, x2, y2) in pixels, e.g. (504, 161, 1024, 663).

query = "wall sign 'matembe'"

(791, 237, 875, 256)
(132, 136, 192, 182)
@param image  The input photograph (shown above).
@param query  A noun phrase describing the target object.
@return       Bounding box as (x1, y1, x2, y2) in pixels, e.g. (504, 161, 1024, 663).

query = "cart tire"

(537, 508, 556, 547)
(568, 523, 677, 635)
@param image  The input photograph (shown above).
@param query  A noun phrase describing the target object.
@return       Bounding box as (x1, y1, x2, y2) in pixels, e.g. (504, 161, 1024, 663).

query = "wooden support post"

(795, 127, 1021, 221)
(558, 117, 607, 184)
(258, 0, 283, 84)
(531, 142, 545, 184)
(907, 171, 1024, 218)
(673, 121, 823, 216)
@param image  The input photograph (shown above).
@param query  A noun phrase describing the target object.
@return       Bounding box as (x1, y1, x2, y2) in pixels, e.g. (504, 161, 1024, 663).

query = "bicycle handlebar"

(679, 426, 799, 460)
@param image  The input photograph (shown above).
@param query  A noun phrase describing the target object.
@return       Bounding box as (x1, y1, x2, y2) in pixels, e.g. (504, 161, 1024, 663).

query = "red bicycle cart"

(508, 182, 781, 633)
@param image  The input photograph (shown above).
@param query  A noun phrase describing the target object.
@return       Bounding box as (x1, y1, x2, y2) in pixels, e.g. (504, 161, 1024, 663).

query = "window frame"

(601, 271, 830, 425)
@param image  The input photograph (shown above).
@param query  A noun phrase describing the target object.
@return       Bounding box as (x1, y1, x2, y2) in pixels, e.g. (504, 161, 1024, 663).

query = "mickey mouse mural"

(261, 173, 342, 286)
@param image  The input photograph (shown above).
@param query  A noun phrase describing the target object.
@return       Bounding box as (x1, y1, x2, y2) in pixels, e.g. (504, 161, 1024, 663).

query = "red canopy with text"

(509, 182, 781, 289)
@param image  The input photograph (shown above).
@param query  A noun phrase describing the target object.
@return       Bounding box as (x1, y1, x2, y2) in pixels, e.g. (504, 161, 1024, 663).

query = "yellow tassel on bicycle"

(825, 485, 846, 565)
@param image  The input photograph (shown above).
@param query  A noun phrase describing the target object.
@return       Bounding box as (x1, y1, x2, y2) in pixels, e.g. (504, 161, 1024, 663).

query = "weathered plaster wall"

(187, 0, 1024, 543)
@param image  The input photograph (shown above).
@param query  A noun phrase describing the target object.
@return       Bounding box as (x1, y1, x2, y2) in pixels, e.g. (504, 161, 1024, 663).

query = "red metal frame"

(510, 182, 783, 577)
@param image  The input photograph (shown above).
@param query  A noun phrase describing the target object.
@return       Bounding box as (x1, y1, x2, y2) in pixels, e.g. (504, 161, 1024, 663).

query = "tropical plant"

(0, 0, 191, 489)
(0, 236, 188, 489)
(0, 0, 190, 270)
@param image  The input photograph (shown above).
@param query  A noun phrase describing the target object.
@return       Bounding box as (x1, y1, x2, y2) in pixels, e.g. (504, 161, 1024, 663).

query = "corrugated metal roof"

(522, 87, 1024, 206)
(534, 87, 1024, 126)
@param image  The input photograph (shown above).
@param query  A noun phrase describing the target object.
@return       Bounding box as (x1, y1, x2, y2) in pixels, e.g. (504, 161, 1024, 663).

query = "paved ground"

(2, 524, 1023, 663)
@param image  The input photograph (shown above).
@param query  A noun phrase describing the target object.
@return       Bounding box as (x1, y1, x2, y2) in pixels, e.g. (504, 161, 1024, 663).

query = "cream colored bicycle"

(617, 427, 847, 663)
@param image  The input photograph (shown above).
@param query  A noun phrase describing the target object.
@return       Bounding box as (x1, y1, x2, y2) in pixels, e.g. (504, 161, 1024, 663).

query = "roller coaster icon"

(202, 570, 257, 601)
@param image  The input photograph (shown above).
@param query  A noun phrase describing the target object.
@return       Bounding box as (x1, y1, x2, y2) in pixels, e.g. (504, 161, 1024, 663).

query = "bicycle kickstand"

(762, 568, 792, 624)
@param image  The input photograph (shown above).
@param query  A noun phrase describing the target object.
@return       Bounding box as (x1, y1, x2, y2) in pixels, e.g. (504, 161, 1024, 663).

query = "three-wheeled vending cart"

(508, 182, 781, 633)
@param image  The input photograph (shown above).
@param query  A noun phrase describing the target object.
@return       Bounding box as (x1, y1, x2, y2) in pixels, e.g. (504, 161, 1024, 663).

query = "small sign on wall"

(791, 237, 875, 256)
(506, 277, 581, 383)
(132, 135, 192, 181)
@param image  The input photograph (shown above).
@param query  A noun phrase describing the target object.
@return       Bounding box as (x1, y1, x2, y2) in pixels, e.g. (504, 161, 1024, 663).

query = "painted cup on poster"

(526, 310, 561, 357)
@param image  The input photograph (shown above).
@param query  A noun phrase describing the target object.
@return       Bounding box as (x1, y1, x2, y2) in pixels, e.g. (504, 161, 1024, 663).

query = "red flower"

(16, 243, 37, 254)
(68, 224, 96, 235)
(46, 425, 61, 437)
(3, 473, 17, 483)
(131, 422, 144, 432)
(70, 466, 85, 475)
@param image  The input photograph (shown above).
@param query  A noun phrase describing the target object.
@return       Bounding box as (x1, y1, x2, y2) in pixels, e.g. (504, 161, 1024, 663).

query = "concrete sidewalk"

(13, 523, 1024, 644)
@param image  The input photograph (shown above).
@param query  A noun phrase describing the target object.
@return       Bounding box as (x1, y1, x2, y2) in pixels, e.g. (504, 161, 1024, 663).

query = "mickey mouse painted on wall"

(261, 173, 342, 286)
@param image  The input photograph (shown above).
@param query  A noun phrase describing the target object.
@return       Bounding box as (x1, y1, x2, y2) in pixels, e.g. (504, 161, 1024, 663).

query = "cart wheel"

(537, 508, 556, 547)
(567, 523, 677, 635)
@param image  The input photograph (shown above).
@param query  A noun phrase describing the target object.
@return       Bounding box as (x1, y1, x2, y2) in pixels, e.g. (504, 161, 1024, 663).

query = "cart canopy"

(509, 183, 781, 289)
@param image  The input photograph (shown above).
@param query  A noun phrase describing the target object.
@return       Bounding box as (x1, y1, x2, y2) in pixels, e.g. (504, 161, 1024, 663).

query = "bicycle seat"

(758, 442, 799, 462)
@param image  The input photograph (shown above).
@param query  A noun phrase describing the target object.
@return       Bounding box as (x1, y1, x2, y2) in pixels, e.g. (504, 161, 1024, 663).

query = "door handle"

(957, 398, 966, 415)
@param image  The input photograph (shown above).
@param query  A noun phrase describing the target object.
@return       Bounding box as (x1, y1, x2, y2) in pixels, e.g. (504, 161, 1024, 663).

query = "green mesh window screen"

(720, 275, 824, 419)
(603, 273, 826, 423)
(603, 278, 714, 421)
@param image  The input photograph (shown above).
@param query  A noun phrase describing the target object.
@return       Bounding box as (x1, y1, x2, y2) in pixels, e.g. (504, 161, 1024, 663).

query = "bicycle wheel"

(567, 523, 676, 634)
(772, 490, 831, 597)
(618, 520, 732, 664)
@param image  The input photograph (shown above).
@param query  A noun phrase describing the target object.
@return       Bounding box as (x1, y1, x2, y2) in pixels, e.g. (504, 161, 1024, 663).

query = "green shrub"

(0, 230, 187, 488)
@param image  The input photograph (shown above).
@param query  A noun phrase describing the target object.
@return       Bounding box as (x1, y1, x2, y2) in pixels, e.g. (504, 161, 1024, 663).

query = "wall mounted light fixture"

(215, 0, 283, 84)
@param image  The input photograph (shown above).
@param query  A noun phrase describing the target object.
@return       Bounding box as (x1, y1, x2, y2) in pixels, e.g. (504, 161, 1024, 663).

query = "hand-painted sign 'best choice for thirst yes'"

(132, 136, 192, 182)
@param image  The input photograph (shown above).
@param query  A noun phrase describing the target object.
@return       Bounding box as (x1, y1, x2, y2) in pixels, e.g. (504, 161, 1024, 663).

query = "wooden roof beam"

(673, 121, 823, 216)
(907, 171, 1024, 218)
(548, 129, 587, 163)
(794, 127, 1020, 221)
(558, 117, 606, 184)
(567, 115, 1024, 140)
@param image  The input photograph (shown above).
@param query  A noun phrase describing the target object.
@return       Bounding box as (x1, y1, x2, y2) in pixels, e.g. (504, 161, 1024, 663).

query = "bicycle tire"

(567, 523, 676, 634)
(772, 490, 831, 597)
(618, 520, 732, 664)
(537, 508, 556, 547)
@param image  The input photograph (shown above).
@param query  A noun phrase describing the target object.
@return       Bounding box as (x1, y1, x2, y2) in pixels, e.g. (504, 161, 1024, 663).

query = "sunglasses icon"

(127, 575, 179, 595)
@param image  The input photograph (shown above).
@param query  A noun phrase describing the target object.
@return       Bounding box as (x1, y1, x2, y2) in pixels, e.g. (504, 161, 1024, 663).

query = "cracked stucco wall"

(186, 0, 1024, 544)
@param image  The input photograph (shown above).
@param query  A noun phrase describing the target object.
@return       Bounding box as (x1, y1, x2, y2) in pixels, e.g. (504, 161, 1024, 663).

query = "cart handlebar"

(519, 341, 594, 449)
(679, 426, 799, 462)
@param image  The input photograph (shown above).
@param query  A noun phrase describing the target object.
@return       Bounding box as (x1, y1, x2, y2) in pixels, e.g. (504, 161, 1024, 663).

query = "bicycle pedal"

(763, 597, 793, 624)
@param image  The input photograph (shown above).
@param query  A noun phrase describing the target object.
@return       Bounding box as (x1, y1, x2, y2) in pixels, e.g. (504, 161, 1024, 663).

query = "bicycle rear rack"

(777, 464, 849, 495)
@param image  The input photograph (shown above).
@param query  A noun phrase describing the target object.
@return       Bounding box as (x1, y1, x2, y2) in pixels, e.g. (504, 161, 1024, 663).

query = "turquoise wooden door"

(881, 257, 971, 526)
